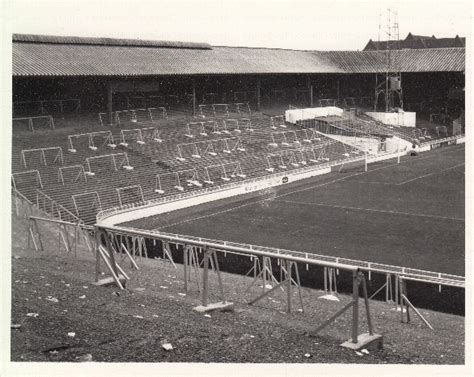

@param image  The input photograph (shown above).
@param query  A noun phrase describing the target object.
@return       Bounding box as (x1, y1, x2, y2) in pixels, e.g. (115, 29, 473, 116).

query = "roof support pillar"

(336, 77, 340, 102)
(107, 81, 114, 127)
(256, 78, 261, 112)
(307, 76, 313, 107)
(192, 80, 196, 116)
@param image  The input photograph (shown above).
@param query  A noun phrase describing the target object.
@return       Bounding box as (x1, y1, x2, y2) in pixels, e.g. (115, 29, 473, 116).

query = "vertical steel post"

(107, 82, 114, 127)
(94, 229, 101, 282)
(212, 250, 225, 301)
(202, 247, 210, 307)
(360, 273, 374, 336)
(351, 270, 359, 343)
(256, 78, 261, 112)
(192, 80, 196, 116)
(286, 260, 292, 313)
(183, 246, 188, 292)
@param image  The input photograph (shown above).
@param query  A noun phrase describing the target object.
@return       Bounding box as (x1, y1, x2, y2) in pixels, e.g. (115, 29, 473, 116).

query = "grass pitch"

(124, 144, 465, 276)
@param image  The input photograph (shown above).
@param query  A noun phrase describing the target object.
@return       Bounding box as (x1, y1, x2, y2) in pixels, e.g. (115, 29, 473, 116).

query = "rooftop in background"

(364, 32, 466, 51)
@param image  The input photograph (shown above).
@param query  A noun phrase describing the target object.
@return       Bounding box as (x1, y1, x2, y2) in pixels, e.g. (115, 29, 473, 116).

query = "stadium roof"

(12, 33, 465, 77)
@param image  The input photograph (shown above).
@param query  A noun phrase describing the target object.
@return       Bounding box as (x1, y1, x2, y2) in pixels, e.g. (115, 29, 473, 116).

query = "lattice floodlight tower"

(12, 115, 54, 132)
(374, 8, 403, 112)
(58, 165, 88, 185)
(116, 185, 145, 207)
(270, 115, 286, 130)
(72, 191, 102, 220)
(149, 107, 168, 121)
(68, 131, 116, 153)
(85, 152, 133, 176)
(203, 162, 246, 184)
(21, 147, 64, 169)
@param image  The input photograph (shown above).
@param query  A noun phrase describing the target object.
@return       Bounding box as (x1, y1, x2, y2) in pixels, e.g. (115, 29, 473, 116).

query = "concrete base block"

(93, 275, 127, 288)
(193, 301, 234, 313)
(318, 294, 340, 302)
(340, 333, 383, 351)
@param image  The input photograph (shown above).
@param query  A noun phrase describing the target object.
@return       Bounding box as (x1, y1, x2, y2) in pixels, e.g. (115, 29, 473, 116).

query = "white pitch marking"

(275, 199, 464, 222)
(396, 163, 465, 185)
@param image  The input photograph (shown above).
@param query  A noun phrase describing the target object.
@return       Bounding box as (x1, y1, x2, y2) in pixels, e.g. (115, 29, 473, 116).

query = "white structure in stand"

(285, 107, 343, 123)
(365, 111, 416, 128)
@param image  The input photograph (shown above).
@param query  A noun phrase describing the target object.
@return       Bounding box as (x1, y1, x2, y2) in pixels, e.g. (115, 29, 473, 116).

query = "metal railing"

(96, 153, 367, 221)
(100, 225, 465, 288)
(35, 189, 83, 224)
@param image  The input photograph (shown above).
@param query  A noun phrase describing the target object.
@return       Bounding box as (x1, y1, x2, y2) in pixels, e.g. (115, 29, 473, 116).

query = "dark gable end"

(366, 32, 465, 50)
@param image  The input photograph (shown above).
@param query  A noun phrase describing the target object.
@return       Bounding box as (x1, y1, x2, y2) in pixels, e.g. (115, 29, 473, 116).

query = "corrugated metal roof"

(12, 34, 465, 77)
(320, 48, 465, 73)
(12, 43, 342, 76)
(13, 33, 212, 50)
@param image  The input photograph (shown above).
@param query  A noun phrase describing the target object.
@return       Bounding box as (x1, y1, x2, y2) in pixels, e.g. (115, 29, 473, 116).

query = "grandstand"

(10, 33, 466, 354)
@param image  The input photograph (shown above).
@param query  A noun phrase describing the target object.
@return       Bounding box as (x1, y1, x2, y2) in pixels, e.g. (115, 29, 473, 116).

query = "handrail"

(98, 225, 465, 288)
(35, 189, 83, 225)
(29, 215, 94, 231)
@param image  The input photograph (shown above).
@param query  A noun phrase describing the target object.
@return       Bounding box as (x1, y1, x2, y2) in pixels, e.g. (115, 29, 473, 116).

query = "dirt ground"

(8, 239, 464, 365)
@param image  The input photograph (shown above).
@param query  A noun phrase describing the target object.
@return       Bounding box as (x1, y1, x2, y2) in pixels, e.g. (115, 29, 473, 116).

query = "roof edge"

(12, 33, 213, 50)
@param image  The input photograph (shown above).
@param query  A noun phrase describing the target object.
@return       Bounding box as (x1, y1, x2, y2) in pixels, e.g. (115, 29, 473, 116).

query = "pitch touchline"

(275, 199, 464, 221)
(397, 163, 465, 185)
(159, 146, 464, 229)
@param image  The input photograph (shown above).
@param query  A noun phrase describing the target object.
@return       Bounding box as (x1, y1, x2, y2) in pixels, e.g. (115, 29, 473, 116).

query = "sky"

(4, 0, 472, 50)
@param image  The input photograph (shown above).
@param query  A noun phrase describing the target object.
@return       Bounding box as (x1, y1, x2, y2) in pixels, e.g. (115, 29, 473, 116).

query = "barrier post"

(351, 270, 359, 343)
(202, 247, 210, 307)
(286, 260, 292, 313)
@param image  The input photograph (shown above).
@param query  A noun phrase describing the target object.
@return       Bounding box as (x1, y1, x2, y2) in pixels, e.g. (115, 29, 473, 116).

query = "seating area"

(12, 108, 364, 225)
